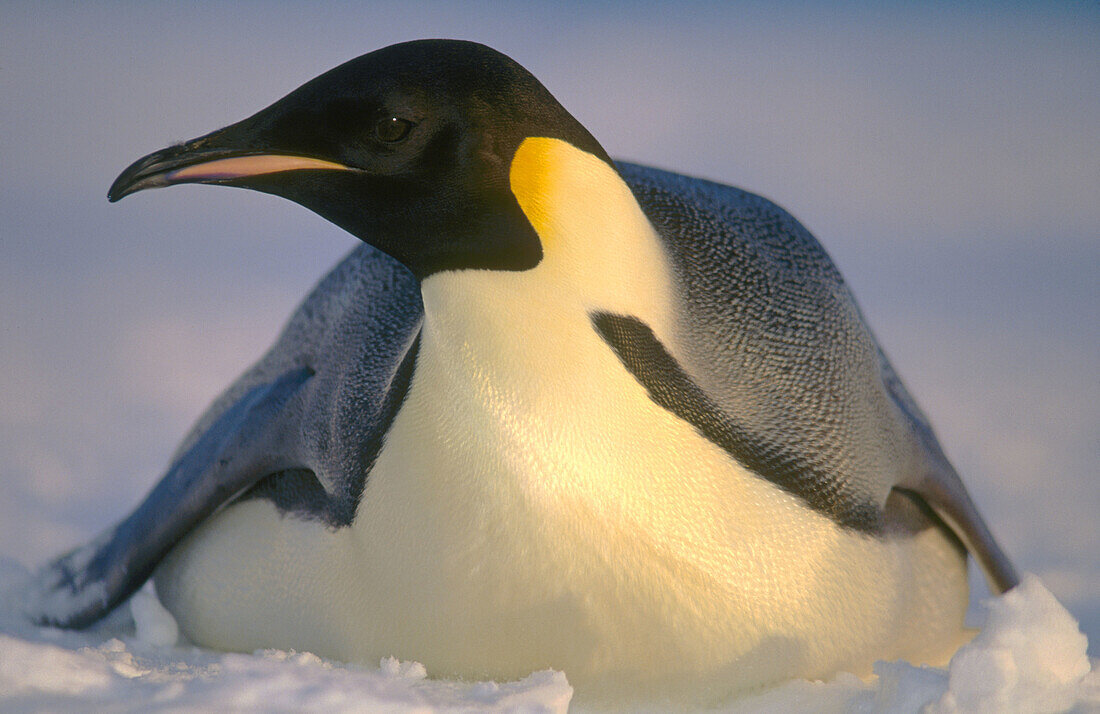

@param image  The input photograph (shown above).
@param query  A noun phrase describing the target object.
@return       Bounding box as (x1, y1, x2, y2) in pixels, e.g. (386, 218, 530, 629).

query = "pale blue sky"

(1, 2, 1096, 648)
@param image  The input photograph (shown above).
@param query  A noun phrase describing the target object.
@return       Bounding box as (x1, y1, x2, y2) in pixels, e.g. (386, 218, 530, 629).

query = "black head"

(109, 40, 611, 278)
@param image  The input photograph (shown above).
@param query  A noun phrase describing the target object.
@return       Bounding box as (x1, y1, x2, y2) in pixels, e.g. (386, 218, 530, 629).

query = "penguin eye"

(374, 116, 414, 143)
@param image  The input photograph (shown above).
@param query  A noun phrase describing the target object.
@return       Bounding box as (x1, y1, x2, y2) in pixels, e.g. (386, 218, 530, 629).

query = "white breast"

(154, 139, 969, 705)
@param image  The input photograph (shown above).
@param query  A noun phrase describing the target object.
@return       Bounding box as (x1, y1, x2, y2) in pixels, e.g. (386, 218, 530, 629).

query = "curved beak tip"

(105, 143, 356, 205)
(107, 150, 176, 204)
(107, 178, 152, 204)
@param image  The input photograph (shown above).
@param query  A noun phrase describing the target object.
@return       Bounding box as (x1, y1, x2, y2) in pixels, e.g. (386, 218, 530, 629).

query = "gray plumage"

(173, 243, 422, 528)
(621, 162, 1016, 591)
(30, 245, 421, 627)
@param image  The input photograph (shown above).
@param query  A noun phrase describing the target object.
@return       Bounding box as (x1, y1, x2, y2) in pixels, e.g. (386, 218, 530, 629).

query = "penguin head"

(109, 40, 611, 278)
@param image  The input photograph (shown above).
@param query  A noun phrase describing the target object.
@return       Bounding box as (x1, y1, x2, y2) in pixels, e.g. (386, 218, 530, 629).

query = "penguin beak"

(108, 135, 354, 203)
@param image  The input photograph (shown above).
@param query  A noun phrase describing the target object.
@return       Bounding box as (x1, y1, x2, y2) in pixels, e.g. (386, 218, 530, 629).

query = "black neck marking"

(591, 311, 883, 533)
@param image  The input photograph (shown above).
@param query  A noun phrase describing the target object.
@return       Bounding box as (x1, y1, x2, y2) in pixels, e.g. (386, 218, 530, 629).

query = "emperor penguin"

(29, 39, 1018, 706)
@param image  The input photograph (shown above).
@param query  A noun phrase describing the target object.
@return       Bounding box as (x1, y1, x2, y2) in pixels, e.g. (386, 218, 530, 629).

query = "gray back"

(620, 162, 931, 531)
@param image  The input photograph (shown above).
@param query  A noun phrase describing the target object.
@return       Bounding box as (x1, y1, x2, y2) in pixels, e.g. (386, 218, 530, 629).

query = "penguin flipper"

(880, 359, 1020, 594)
(894, 477, 1019, 594)
(619, 162, 1018, 593)
(591, 309, 1019, 593)
(27, 366, 314, 629)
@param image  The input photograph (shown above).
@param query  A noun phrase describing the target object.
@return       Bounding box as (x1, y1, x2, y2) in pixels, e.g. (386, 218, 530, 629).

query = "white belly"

(154, 295, 968, 705)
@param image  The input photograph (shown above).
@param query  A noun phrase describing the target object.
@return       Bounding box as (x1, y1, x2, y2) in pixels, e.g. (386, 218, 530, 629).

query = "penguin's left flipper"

(880, 358, 1021, 594)
(26, 366, 314, 629)
(619, 162, 1019, 595)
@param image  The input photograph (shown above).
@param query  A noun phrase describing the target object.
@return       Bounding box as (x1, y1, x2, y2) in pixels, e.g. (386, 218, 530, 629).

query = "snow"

(933, 576, 1092, 714)
(1, 559, 1095, 713)
(129, 588, 178, 649)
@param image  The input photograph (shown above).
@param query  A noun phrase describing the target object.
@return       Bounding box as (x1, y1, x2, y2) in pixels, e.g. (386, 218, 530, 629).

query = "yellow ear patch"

(507, 136, 662, 283)
(508, 137, 577, 242)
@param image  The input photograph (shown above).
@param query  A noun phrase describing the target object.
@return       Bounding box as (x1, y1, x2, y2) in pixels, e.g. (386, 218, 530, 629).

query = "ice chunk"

(930, 574, 1092, 714)
(129, 586, 178, 648)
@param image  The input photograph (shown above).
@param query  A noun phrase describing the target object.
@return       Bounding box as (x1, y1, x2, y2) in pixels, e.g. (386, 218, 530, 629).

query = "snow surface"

(1, 558, 1095, 713)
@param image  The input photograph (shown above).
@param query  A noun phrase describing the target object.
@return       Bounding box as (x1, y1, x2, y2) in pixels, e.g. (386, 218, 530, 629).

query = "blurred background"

(1, 2, 1096, 651)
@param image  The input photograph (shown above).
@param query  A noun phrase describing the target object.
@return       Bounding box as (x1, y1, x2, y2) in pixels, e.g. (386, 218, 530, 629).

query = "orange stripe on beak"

(166, 155, 352, 182)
